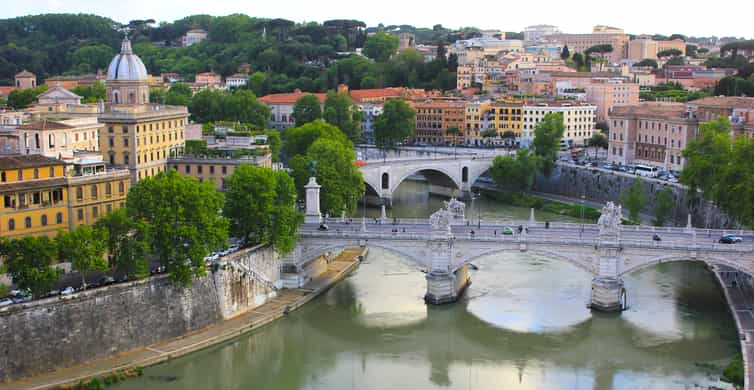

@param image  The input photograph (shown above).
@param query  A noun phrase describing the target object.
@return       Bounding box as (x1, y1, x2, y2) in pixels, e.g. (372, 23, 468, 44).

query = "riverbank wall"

(533, 164, 737, 228)
(0, 245, 280, 384)
(712, 266, 754, 390)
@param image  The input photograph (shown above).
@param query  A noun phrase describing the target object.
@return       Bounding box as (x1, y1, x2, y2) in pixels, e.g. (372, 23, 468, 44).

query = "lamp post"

(580, 194, 585, 239)
(361, 189, 367, 232)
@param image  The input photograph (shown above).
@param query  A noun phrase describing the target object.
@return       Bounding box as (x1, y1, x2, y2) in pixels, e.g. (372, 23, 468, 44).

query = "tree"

(374, 99, 416, 149)
(165, 82, 192, 106)
(480, 129, 498, 144)
(531, 112, 564, 176)
(489, 148, 539, 193)
(95, 208, 150, 280)
(292, 138, 364, 215)
(654, 187, 674, 226)
(292, 94, 322, 127)
(572, 52, 585, 70)
(2, 236, 60, 298)
(621, 181, 647, 223)
(658, 49, 683, 58)
(224, 165, 302, 251)
(71, 44, 114, 73)
(561, 45, 570, 60)
(323, 91, 363, 143)
(446, 126, 462, 144)
(6, 85, 47, 109)
(635, 59, 659, 68)
(587, 133, 608, 149)
(149, 88, 166, 104)
(72, 81, 106, 103)
(127, 170, 228, 286)
(364, 32, 399, 62)
(283, 120, 351, 159)
(57, 225, 109, 289)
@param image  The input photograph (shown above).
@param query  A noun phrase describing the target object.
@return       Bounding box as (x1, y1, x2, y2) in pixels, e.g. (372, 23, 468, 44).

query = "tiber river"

(114, 180, 739, 389)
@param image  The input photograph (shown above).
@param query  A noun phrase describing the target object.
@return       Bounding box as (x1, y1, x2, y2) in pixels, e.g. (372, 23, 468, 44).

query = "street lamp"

(580, 194, 585, 239)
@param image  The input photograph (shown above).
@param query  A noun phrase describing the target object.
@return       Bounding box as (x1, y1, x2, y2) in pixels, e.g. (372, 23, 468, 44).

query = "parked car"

(719, 235, 743, 244)
(668, 177, 679, 183)
(100, 276, 116, 286)
(502, 227, 514, 235)
(0, 298, 13, 307)
(318, 224, 329, 231)
(61, 287, 75, 296)
(652, 234, 662, 242)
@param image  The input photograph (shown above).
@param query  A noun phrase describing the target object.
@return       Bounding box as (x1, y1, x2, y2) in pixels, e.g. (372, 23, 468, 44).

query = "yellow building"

(99, 37, 188, 183)
(464, 101, 490, 146)
(0, 155, 67, 238)
(0, 155, 130, 238)
(488, 98, 524, 137)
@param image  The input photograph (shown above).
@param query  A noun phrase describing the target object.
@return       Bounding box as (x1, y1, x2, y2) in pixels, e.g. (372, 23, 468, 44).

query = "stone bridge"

(288, 182, 754, 312)
(358, 155, 499, 206)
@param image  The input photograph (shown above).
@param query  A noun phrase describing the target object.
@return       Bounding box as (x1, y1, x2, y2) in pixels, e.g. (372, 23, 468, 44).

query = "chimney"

(337, 84, 349, 94)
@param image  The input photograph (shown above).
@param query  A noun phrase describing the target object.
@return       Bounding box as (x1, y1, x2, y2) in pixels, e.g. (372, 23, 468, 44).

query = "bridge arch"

(620, 253, 754, 277)
(390, 167, 462, 196)
(298, 242, 428, 268)
(458, 247, 595, 275)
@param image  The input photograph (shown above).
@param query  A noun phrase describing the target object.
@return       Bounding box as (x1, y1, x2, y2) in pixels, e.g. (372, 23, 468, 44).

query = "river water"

(114, 180, 739, 389)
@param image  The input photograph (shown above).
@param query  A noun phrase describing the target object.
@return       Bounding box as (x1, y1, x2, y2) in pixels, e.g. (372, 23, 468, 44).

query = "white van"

(634, 164, 658, 178)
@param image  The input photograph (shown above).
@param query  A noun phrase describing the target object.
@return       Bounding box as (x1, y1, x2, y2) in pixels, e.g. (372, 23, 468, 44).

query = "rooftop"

(16, 120, 74, 131)
(15, 70, 35, 78)
(609, 102, 689, 118)
(0, 154, 63, 170)
(688, 96, 754, 110)
(258, 92, 327, 105)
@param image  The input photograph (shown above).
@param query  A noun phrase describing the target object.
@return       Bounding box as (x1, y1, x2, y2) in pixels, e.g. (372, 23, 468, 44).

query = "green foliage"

(653, 187, 674, 226)
(2, 236, 60, 298)
(587, 133, 608, 149)
(374, 99, 416, 149)
(657, 48, 682, 58)
(634, 58, 658, 68)
(640, 82, 710, 102)
(95, 209, 150, 280)
(260, 130, 281, 162)
(283, 120, 350, 159)
(560, 45, 570, 60)
(531, 112, 564, 176)
(72, 81, 106, 103)
(714, 76, 754, 97)
(292, 94, 322, 127)
(71, 44, 114, 74)
(621, 181, 647, 223)
(364, 32, 399, 62)
(323, 91, 363, 143)
(188, 89, 270, 128)
(149, 88, 166, 104)
(489, 148, 539, 192)
(0, 283, 9, 298)
(297, 138, 364, 215)
(184, 139, 208, 155)
(165, 82, 193, 106)
(722, 355, 744, 386)
(57, 225, 109, 288)
(681, 117, 733, 196)
(223, 165, 302, 253)
(127, 170, 228, 286)
(7, 85, 48, 109)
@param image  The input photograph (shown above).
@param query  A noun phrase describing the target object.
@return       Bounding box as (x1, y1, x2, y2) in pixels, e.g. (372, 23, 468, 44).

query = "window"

(119, 181, 125, 194)
(18, 169, 23, 180)
(222, 166, 227, 174)
(185, 165, 190, 174)
(105, 183, 112, 196)
(25, 217, 31, 228)
(78, 209, 84, 221)
(123, 137, 128, 146)
(198, 165, 203, 174)
(49, 167, 55, 177)
(76, 187, 83, 200)
(56, 212, 63, 224)
(124, 153, 129, 165)
(210, 166, 215, 174)
(106, 204, 112, 213)
(8, 218, 14, 231)
(41, 214, 48, 226)
(92, 206, 98, 218)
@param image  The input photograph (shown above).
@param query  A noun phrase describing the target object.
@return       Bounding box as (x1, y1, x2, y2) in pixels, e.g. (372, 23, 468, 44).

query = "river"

(113, 180, 739, 389)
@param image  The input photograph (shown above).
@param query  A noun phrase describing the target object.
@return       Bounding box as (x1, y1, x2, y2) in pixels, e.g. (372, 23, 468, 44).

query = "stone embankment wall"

(533, 164, 737, 228)
(0, 245, 279, 383)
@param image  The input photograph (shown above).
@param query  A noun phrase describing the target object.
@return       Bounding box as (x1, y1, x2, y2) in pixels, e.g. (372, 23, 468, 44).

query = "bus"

(634, 164, 658, 178)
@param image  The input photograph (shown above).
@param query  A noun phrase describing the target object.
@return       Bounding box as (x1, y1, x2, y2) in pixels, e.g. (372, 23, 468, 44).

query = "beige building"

(550, 26, 629, 63)
(169, 152, 272, 191)
(99, 37, 188, 183)
(585, 78, 640, 123)
(522, 101, 596, 147)
(64, 156, 130, 230)
(16, 118, 102, 159)
(14, 70, 37, 90)
(607, 102, 696, 171)
(628, 38, 686, 61)
(182, 29, 208, 47)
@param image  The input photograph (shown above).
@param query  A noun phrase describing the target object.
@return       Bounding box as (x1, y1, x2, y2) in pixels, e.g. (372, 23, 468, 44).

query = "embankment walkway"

(714, 265, 754, 390)
(1, 248, 365, 390)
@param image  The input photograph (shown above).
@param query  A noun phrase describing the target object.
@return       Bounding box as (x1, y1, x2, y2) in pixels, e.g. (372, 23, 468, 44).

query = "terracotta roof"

(609, 102, 689, 119)
(196, 72, 219, 77)
(258, 93, 326, 105)
(548, 72, 618, 79)
(688, 96, 754, 110)
(0, 154, 63, 170)
(348, 88, 406, 103)
(0, 86, 16, 96)
(15, 70, 35, 78)
(16, 120, 74, 131)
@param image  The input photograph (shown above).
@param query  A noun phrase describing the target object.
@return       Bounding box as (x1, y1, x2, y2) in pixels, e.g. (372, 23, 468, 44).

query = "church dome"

(106, 38, 148, 81)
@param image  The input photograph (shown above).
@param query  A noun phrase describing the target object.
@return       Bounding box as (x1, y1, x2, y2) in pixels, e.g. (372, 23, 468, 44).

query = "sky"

(5, 0, 750, 38)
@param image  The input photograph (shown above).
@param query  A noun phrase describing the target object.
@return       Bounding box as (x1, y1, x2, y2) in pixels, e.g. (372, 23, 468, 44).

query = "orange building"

(413, 100, 466, 144)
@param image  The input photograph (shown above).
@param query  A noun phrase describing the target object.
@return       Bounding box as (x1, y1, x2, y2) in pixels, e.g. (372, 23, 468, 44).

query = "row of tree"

(1, 167, 303, 297)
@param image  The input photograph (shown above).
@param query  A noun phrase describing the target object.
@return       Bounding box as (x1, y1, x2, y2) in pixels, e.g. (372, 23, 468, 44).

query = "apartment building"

(413, 100, 466, 144)
(607, 102, 696, 171)
(522, 101, 596, 147)
(585, 78, 640, 123)
(16, 118, 102, 159)
(550, 26, 629, 63)
(182, 29, 208, 47)
(523, 25, 561, 42)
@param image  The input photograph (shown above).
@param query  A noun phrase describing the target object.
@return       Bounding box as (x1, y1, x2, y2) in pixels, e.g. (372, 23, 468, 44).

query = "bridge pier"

(425, 265, 471, 305)
(590, 277, 626, 312)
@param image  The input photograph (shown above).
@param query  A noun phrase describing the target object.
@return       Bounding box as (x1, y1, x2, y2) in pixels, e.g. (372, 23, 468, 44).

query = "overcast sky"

(6, 0, 750, 38)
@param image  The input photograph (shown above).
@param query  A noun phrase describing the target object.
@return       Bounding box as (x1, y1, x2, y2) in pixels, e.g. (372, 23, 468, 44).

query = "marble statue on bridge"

(444, 198, 466, 225)
(429, 207, 453, 235)
(598, 202, 622, 238)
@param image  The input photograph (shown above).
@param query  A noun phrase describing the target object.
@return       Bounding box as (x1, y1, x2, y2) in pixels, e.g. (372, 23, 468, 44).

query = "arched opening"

(113, 91, 120, 104)
(381, 172, 389, 190)
(128, 92, 135, 104)
(462, 167, 469, 183)
(389, 168, 462, 211)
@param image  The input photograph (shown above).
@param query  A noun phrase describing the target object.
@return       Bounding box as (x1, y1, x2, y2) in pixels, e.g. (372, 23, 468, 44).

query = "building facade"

(182, 29, 208, 47)
(524, 25, 561, 42)
(522, 102, 596, 147)
(413, 100, 466, 144)
(14, 70, 37, 90)
(584, 78, 640, 123)
(16, 118, 102, 159)
(550, 26, 629, 63)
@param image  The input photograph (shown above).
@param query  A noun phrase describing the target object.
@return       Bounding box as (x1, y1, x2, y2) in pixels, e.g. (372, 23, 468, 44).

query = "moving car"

(502, 227, 514, 235)
(318, 224, 329, 231)
(652, 234, 662, 242)
(61, 287, 75, 296)
(719, 235, 743, 244)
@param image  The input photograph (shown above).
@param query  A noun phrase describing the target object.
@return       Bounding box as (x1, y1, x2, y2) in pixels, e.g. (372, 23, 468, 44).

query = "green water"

(113, 180, 739, 389)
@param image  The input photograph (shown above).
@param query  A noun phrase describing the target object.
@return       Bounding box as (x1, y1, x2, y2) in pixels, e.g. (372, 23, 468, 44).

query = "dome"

(106, 38, 148, 81)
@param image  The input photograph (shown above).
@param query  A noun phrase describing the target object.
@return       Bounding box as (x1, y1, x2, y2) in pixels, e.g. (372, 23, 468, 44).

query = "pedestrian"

(494, 230, 497, 236)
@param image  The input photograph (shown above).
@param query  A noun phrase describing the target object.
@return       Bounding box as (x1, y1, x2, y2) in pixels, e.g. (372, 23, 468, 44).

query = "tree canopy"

(188, 89, 270, 128)
(127, 170, 228, 286)
(323, 91, 363, 143)
(283, 119, 351, 159)
(374, 99, 416, 149)
(292, 94, 323, 127)
(363, 32, 399, 62)
(489, 148, 539, 193)
(1, 236, 60, 299)
(57, 225, 109, 289)
(621, 181, 647, 223)
(531, 112, 564, 176)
